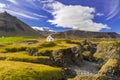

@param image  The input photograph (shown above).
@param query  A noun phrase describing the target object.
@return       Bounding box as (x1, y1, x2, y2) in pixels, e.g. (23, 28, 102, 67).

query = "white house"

(46, 35, 54, 42)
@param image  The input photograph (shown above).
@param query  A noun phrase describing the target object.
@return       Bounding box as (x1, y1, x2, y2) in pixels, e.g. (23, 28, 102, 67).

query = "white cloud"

(32, 13, 47, 18)
(40, 0, 54, 3)
(7, 0, 18, 5)
(96, 13, 104, 16)
(0, 3, 6, 8)
(0, 0, 48, 20)
(5, 10, 40, 20)
(32, 26, 55, 32)
(106, 0, 119, 20)
(48, 4, 110, 31)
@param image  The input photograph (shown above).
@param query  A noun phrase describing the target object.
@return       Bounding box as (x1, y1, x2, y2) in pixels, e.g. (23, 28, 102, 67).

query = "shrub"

(5, 47, 17, 52)
(5, 47, 27, 52)
(27, 47, 38, 56)
(37, 50, 53, 56)
(40, 42, 57, 47)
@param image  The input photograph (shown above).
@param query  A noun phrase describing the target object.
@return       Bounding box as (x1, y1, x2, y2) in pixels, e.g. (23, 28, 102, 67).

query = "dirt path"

(70, 60, 99, 76)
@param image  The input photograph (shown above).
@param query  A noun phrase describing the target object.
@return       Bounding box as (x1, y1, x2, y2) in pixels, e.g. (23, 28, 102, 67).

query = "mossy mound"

(0, 61, 63, 80)
(94, 41, 120, 62)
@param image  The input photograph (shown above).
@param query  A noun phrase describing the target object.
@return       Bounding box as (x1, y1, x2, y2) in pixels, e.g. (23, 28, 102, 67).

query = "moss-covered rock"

(81, 40, 97, 61)
(51, 46, 83, 67)
(98, 59, 119, 80)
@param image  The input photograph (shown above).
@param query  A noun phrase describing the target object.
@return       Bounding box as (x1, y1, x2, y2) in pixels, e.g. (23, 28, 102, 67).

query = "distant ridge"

(52, 30, 120, 39)
(0, 11, 39, 37)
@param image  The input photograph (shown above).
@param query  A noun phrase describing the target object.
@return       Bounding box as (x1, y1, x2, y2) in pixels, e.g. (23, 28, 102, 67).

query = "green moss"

(82, 51, 91, 58)
(0, 61, 63, 80)
(0, 53, 49, 64)
(99, 59, 118, 73)
(93, 41, 120, 61)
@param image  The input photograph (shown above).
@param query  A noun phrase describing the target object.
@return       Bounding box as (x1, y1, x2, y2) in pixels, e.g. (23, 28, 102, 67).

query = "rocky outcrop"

(50, 46, 83, 67)
(50, 40, 97, 67)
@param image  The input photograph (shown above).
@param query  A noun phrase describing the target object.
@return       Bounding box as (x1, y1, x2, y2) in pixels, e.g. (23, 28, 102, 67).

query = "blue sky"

(0, 0, 120, 33)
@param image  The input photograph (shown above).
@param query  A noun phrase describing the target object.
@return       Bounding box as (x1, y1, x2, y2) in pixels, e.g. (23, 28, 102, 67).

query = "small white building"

(46, 35, 54, 42)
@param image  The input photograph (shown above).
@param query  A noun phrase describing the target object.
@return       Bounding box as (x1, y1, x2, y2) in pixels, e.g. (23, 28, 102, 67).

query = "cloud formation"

(0, 3, 6, 8)
(0, 0, 112, 31)
(7, 0, 18, 5)
(106, 0, 120, 20)
(0, 0, 47, 20)
(32, 26, 55, 32)
(47, 2, 110, 31)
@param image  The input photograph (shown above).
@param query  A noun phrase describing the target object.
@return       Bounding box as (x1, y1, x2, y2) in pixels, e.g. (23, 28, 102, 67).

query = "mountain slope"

(0, 12, 39, 37)
(52, 30, 120, 38)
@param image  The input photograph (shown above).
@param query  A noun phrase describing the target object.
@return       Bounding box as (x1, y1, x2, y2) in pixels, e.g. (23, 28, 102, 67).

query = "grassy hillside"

(0, 37, 119, 80)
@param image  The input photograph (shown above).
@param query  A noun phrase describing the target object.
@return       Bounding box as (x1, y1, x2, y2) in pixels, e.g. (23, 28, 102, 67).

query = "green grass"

(0, 61, 63, 80)
(0, 37, 31, 42)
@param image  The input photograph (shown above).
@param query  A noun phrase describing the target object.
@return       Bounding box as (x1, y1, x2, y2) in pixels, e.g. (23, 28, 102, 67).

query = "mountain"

(52, 30, 120, 39)
(0, 12, 39, 37)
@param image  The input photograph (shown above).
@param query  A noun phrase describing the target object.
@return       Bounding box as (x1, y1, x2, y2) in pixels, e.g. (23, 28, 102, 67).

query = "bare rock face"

(51, 46, 83, 67)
